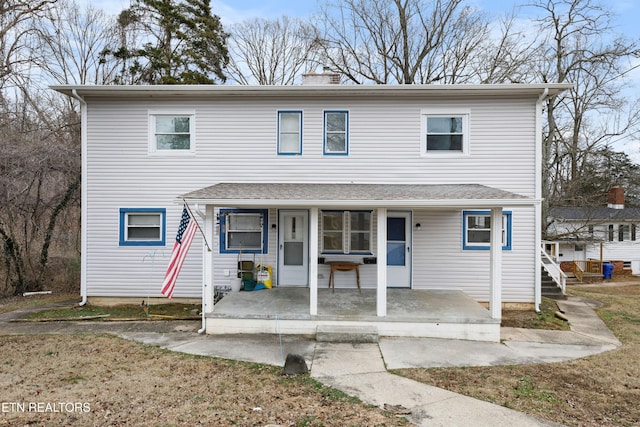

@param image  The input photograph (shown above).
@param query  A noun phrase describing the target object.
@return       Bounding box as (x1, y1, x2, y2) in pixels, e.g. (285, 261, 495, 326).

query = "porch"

(206, 288, 501, 342)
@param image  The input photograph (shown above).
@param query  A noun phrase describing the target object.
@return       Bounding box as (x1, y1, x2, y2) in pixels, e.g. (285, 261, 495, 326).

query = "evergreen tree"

(103, 0, 228, 84)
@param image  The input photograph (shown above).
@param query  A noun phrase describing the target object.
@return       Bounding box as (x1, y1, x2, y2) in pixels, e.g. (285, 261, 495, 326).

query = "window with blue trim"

(220, 209, 268, 253)
(278, 111, 302, 155)
(324, 110, 348, 155)
(462, 210, 512, 250)
(321, 210, 371, 254)
(119, 208, 166, 246)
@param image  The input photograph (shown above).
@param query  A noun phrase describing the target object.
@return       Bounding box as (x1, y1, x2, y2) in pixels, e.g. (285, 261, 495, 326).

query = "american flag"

(161, 206, 197, 298)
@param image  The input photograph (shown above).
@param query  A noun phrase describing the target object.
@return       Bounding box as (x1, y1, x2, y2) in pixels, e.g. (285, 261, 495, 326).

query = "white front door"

(387, 211, 411, 288)
(278, 210, 309, 286)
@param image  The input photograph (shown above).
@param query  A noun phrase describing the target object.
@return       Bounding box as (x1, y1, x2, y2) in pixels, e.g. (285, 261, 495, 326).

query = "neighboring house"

(546, 186, 640, 276)
(53, 77, 570, 340)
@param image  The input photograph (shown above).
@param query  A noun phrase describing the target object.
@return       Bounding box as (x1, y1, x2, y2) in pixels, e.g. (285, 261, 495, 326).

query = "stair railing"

(573, 259, 602, 282)
(573, 261, 584, 282)
(541, 247, 567, 294)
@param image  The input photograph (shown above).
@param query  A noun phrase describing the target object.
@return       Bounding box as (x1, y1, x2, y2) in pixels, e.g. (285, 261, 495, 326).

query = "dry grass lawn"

(0, 334, 407, 426)
(2, 284, 639, 425)
(398, 284, 640, 426)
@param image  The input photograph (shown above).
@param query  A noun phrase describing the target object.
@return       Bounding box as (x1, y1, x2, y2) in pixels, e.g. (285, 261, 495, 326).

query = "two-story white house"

(53, 80, 570, 342)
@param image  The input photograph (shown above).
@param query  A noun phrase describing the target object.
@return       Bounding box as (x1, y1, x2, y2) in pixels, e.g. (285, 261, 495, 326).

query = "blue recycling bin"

(603, 263, 614, 279)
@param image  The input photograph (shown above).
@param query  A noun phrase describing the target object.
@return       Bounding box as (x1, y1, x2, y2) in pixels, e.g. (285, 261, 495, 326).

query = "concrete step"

(544, 293, 567, 300)
(316, 325, 379, 343)
(542, 284, 567, 300)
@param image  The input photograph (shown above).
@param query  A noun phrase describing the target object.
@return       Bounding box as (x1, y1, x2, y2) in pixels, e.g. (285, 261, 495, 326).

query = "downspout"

(196, 203, 206, 335)
(71, 90, 88, 306)
(198, 245, 206, 335)
(534, 88, 549, 313)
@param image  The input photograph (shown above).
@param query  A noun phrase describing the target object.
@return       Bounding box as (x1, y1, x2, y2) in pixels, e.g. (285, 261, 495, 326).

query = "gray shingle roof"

(548, 206, 640, 221)
(180, 183, 533, 208)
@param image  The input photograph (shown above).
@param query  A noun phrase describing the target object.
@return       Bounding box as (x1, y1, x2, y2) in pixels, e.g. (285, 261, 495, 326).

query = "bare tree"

(536, 0, 640, 210)
(33, 0, 121, 86)
(0, 94, 80, 295)
(0, 0, 88, 295)
(470, 11, 541, 84)
(0, 0, 55, 88)
(227, 16, 320, 85)
(312, 0, 529, 84)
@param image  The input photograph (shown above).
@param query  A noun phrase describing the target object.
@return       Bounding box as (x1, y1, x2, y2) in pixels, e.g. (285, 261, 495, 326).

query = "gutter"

(534, 88, 550, 312)
(71, 89, 88, 306)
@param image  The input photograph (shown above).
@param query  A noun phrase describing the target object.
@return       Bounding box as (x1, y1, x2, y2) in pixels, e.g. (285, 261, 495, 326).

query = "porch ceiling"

(180, 182, 537, 208)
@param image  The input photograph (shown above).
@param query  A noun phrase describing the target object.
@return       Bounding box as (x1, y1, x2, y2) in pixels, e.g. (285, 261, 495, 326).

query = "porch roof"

(180, 182, 537, 208)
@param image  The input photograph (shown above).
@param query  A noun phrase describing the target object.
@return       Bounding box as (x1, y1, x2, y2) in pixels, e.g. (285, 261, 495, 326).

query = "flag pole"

(183, 200, 212, 252)
(181, 201, 211, 335)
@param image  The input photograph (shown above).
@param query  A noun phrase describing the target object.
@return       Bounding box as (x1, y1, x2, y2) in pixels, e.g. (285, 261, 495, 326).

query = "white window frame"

(421, 108, 470, 156)
(148, 110, 196, 155)
(321, 210, 372, 254)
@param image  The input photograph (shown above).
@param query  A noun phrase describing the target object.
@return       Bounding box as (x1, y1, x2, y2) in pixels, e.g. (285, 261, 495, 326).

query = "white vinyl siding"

(413, 208, 535, 302)
(83, 94, 538, 300)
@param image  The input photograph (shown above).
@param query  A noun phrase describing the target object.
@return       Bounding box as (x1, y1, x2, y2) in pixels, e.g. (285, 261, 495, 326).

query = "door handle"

(407, 246, 410, 252)
(280, 244, 283, 250)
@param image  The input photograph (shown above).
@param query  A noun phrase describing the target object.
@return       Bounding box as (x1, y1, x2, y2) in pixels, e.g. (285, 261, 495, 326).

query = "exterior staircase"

(541, 267, 567, 300)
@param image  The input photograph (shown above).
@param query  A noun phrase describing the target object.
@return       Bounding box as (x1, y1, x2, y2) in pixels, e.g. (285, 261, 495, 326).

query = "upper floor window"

(421, 109, 470, 155)
(119, 208, 166, 246)
(321, 210, 371, 254)
(149, 112, 195, 154)
(219, 209, 268, 254)
(609, 224, 637, 242)
(462, 210, 512, 250)
(324, 110, 349, 155)
(278, 111, 302, 155)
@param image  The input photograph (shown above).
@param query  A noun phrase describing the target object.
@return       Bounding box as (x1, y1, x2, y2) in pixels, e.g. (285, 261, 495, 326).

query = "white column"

(203, 205, 214, 314)
(309, 207, 319, 316)
(489, 207, 503, 320)
(376, 207, 387, 317)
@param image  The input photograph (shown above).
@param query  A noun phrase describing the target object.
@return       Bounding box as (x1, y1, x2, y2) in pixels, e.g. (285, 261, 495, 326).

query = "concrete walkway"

(0, 295, 621, 427)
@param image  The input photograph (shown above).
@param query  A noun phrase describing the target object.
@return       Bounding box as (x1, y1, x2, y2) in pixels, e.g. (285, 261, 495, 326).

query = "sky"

(94, 0, 640, 30)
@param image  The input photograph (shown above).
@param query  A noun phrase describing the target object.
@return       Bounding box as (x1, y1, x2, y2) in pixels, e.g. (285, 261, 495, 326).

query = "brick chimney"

(301, 67, 341, 85)
(607, 186, 625, 209)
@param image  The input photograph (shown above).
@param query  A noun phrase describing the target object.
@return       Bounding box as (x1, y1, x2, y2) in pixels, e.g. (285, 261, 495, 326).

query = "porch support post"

(203, 205, 214, 314)
(376, 207, 387, 317)
(309, 207, 319, 316)
(489, 207, 503, 320)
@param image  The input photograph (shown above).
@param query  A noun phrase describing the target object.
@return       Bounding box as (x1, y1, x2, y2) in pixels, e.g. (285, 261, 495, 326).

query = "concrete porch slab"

(205, 288, 501, 341)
